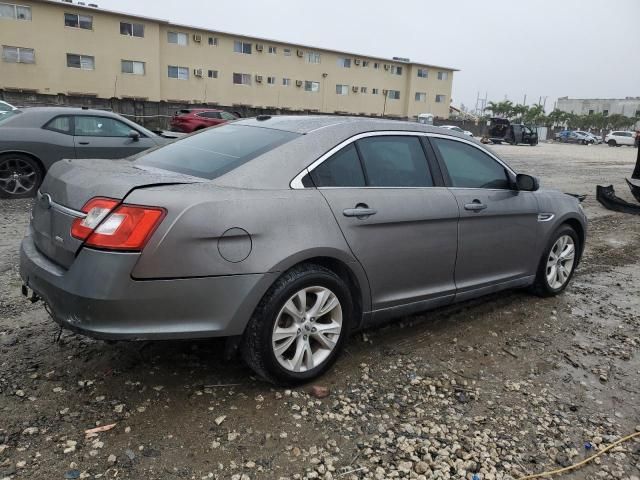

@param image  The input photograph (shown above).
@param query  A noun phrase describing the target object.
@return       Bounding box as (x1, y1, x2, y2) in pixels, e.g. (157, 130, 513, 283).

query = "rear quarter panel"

(125, 184, 371, 309)
(0, 127, 75, 170)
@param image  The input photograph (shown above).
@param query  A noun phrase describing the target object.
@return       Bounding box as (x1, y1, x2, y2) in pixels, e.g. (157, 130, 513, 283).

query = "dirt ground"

(0, 142, 639, 480)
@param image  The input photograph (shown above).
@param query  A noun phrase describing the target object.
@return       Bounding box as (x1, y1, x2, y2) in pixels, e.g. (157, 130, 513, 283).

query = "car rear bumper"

(19, 234, 274, 340)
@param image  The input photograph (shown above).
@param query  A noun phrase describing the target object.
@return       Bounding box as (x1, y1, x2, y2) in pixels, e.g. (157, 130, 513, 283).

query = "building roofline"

(32, 0, 459, 71)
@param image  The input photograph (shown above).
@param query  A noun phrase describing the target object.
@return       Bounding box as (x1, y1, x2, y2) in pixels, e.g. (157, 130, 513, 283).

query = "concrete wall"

(0, 0, 456, 119)
(557, 97, 640, 117)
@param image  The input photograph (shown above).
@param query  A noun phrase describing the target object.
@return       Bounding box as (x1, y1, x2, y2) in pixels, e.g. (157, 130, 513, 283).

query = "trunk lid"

(32, 158, 202, 268)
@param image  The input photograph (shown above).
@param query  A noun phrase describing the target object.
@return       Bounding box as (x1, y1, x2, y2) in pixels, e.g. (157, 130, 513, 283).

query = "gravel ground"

(0, 142, 639, 480)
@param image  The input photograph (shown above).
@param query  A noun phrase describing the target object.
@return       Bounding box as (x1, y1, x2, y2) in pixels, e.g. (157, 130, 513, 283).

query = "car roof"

(234, 115, 455, 135)
(180, 108, 224, 113)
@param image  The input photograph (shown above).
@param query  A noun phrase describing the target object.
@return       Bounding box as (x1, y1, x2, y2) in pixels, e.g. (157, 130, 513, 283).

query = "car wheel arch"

(0, 150, 46, 175)
(552, 215, 586, 265)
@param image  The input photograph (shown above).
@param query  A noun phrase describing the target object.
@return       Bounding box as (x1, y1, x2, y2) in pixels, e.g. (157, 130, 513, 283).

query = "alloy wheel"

(0, 158, 38, 196)
(272, 286, 342, 373)
(546, 235, 576, 289)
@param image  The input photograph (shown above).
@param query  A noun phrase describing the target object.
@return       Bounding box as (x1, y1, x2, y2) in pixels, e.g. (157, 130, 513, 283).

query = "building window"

(635, 110, 640, 118)
(362, 60, 369, 68)
(305, 81, 320, 92)
(588, 109, 594, 115)
(417, 68, 428, 78)
(387, 90, 401, 100)
(306, 52, 321, 64)
(373, 62, 380, 69)
(167, 32, 188, 45)
(435, 94, 446, 103)
(283, 48, 292, 56)
(336, 84, 349, 95)
(233, 73, 251, 85)
(602, 109, 608, 116)
(267, 76, 276, 85)
(64, 12, 93, 29)
(282, 78, 291, 86)
(437, 71, 449, 80)
(360, 87, 367, 94)
(233, 40, 252, 54)
(167, 65, 189, 79)
(268, 46, 277, 54)
(372, 88, 379, 95)
(0, 3, 31, 20)
(121, 60, 145, 75)
(208, 36, 218, 46)
(120, 21, 144, 37)
(390, 66, 402, 75)
(2, 45, 34, 63)
(67, 53, 95, 70)
(208, 69, 218, 79)
(415, 92, 426, 102)
(337, 57, 351, 68)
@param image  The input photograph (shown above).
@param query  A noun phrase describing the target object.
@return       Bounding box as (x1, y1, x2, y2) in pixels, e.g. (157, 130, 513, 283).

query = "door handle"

(78, 141, 90, 145)
(343, 204, 377, 219)
(464, 200, 487, 212)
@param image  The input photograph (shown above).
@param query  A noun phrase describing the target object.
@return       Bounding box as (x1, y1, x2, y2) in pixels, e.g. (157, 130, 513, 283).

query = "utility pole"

(523, 94, 526, 106)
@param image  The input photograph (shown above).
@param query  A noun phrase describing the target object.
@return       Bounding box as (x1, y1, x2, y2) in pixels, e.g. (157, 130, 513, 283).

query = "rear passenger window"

(44, 116, 72, 134)
(356, 136, 433, 187)
(431, 138, 510, 189)
(311, 143, 365, 187)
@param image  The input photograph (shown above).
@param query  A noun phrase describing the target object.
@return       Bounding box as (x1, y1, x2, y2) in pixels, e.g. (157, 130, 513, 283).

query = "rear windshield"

(136, 124, 299, 179)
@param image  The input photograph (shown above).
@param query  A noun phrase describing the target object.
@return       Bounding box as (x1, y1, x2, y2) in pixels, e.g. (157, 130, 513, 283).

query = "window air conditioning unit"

(193, 34, 202, 42)
(193, 68, 203, 77)
(354, 59, 361, 66)
(256, 44, 264, 52)
(352, 86, 359, 93)
(296, 49, 304, 57)
(255, 75, 263, 82)
(295, 80, 303, 87)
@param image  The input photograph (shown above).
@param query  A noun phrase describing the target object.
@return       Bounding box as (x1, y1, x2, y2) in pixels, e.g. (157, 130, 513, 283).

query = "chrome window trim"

(289, 130, 516, 189)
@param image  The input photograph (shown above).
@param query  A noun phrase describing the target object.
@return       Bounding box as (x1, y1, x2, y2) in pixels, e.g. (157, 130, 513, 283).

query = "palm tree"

(512, 104, 529, 122)
(547, 109, 567, 127)
(484, 100, 514, 119)
(523, 104, 545, 125)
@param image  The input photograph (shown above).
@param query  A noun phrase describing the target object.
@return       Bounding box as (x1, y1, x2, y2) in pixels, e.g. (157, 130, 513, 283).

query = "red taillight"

(72, 198, 165, 251)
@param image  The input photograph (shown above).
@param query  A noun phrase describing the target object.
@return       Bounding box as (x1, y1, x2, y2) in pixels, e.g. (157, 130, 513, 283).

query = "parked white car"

(604, 131, 636, 147)
(0, 101, 17, 113)
(576, 131, 602, 144)
(439, 125, 474, 137)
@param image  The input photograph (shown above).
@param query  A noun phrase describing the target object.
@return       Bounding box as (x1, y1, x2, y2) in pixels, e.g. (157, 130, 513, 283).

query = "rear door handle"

(464, 200, 487, 212)
(343, 205, 377, 219)
(78, 141, 90, 145)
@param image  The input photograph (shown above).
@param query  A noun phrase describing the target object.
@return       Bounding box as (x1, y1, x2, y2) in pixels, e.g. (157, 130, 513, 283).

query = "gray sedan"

(20, 116, 587, 384)
(0, 107, 165, 198)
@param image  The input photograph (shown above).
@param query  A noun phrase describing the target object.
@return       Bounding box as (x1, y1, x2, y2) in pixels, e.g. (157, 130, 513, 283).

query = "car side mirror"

(128, 130, 140, 141)
(516, 173, 539, 192)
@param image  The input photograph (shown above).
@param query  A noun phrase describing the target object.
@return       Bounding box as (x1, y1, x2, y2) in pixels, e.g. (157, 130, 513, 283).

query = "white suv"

(604, 131, 636, 147)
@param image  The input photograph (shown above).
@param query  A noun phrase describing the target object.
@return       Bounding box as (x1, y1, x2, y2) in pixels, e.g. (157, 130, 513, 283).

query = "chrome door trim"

(289, 130, 516, 189)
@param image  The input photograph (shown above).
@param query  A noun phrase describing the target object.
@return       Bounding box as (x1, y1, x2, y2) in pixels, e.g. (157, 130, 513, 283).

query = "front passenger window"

(74, 116, 135, 137)
(431, 138, 511, 189)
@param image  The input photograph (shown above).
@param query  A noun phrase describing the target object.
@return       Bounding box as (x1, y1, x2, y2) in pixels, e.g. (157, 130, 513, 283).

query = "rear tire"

(0, 153, 43, 199)
(608, 140, 616, 147)
(241, 264, 353, 385)
(531, 225, 580, 297)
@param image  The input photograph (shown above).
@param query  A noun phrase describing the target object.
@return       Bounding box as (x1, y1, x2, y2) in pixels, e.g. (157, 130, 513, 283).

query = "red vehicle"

(169, 109, 237, 133)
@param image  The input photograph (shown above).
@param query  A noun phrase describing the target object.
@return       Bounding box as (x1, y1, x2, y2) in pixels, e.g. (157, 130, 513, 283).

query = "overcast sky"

(98, 0, 639, 112)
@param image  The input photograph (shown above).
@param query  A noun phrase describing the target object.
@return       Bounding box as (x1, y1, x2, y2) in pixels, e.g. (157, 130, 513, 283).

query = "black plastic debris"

(625, 178, 640, 203)
(596, 185, 640, 215)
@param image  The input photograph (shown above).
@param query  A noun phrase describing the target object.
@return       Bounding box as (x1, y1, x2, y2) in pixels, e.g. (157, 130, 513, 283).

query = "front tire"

(531, 225, 579, 297)
(608, 140, 616, 147)
(241, 264, 353, 385)
(0, 153, 43, 199)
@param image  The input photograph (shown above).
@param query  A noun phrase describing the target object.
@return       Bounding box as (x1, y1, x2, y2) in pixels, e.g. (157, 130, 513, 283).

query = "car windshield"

(136, 124, 299, 179)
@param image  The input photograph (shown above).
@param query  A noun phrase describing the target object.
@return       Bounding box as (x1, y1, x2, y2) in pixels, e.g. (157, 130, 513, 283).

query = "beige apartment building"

(0, 0, 457, 118)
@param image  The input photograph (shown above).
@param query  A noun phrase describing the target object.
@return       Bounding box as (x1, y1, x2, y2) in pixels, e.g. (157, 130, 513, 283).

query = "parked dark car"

(487, 118, 538, 145)
(169, 109, 238, 133)
(20, 116, 587, 384)
(0, 108, 168, 199)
